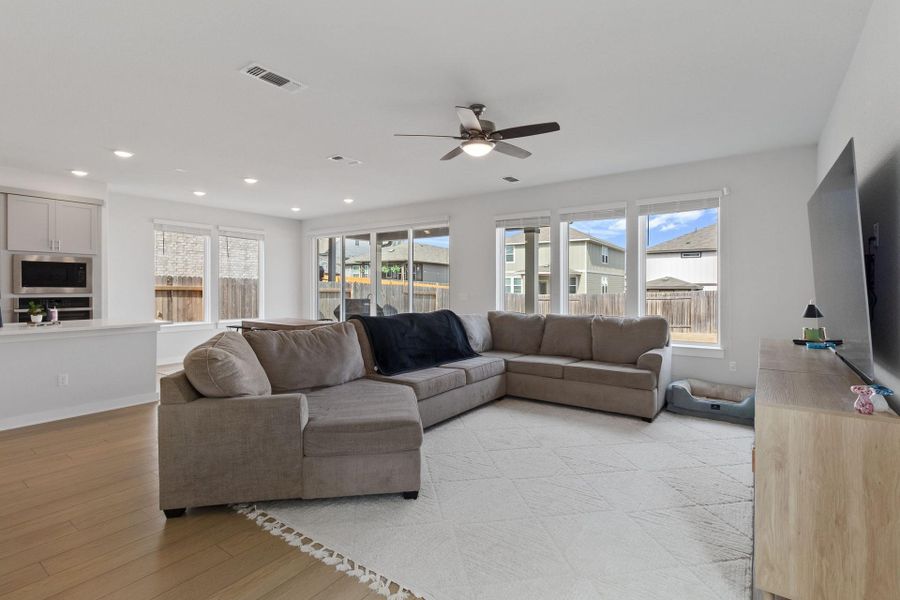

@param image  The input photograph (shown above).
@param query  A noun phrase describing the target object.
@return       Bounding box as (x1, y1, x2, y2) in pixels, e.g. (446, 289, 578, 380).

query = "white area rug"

(246, 398, 754, 600)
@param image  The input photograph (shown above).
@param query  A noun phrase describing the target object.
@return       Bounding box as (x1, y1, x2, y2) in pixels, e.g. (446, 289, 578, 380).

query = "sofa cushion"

(564, 360, 657, 390)
(303, 379, 422, 457)
(480, 350, 525, 361)
(440, 356, 505, 384)
(244, 323, 366, 394)
(488, 311, 546, 354)
(350, 319, 377, 374)
(372, 367, 466, 400)
(183, 332, 271, 398)
(539, 314, 593, 360)
(507, 355, 579, 379)
(591, 316, 669, 364)
(457, 313, 493, 352)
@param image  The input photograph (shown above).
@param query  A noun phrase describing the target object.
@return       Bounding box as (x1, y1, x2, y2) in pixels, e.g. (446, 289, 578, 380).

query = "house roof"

(646, 223, 717, 254)
(506, 226, 625, 252)
(339, 241, 449, 265)
(646, 276, 703, 290)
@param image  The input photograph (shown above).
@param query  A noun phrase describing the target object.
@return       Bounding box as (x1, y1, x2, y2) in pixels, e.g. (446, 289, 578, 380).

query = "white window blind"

(561, 206, 626, 222)
(218, 227, 265, 241)
(638, 195, 719, 216)
(153, 220, 212, 236)
(496, 214, 551, 229)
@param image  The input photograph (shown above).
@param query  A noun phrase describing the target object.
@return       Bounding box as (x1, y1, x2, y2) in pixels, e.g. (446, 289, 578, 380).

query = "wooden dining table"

(238, 317, 333, 332)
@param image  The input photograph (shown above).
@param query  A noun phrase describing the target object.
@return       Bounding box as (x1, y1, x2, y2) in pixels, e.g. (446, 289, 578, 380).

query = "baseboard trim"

(0, 393, 158, 431)
(157, 356, 184, 368)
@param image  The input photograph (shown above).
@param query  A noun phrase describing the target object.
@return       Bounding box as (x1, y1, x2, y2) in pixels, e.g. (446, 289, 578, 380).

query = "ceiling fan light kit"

(395, 103, 560, 160)
(461, 139, 495, 157)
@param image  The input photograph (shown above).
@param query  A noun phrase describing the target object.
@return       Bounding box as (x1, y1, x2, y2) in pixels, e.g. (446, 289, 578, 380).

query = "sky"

(571, 208, 718, 248)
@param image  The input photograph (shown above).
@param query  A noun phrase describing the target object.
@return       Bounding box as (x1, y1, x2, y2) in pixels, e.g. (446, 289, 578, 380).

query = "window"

(413, 227, 450, 312)
(218, 231, 262, 320)
(641, 197, 719, 346)
(315, 224, 450, 320)
(562, 207, 626, 316)
(497, 215, 550, 314)
(344, 234, 372, 318)
(154, 225, 210, 323)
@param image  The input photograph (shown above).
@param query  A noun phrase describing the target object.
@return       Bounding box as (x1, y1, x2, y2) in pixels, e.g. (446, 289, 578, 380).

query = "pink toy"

(851, 385, 875, 415)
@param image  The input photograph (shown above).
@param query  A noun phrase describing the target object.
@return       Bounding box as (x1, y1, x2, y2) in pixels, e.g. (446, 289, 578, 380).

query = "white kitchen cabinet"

(6, 194, 99, 254)
(54, 201, 99, 254)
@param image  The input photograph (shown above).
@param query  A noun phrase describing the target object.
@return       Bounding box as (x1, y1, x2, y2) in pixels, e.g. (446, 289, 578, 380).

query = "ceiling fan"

(394, 104, 560, 160)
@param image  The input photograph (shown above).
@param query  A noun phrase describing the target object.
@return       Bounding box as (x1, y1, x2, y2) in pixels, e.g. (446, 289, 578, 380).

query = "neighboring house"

(645, 224, 717, 290)
(504, 227, 625, 295)
(320, 240, 450, 284)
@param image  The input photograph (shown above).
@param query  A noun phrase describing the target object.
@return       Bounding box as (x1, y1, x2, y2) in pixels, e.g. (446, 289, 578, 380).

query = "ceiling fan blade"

(394, 134, 465, 139)
(455, 107, 483, 132)
(493, 141, 532, 159)
(440, 146, 464, 161)
(491, 122, 560, 140)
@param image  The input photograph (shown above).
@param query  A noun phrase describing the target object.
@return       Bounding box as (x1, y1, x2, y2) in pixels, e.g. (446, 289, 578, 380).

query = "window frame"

(153, 221, 213, 329)
(568, 275, 578, 294)
(216, 227, 265, 325)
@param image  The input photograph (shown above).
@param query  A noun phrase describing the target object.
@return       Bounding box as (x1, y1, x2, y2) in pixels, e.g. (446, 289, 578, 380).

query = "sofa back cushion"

(183, 332, 272, 398)
(592, 315, 669, 364)
(539, 314, 593, 360)
(457, 313, 492, 352)
(488, 311, 545, 355)
(245, 322, 366, 393)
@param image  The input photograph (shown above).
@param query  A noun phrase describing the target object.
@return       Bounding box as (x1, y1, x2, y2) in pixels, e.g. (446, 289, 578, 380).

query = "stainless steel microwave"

(12, 254, 92, 294)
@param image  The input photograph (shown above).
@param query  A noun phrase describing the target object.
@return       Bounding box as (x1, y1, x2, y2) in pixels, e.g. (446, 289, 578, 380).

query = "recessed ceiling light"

(70, 170, 88, 177)
(291, 207, 301, 212)
(193, 190, 206, 197)
(174, 168, 187, 173)
(113, 150, 134, 159)
(343, 198, 354, 204)
(243, 178, 258, 184)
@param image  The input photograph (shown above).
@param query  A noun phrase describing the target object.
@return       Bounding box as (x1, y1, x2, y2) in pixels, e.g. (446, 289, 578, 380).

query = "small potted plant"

(27, 301, 45, 324)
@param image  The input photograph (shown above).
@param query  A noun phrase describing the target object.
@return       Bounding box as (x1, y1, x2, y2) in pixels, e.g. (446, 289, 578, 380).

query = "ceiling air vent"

(502, 176, 520, 183)
(241, 63, 305, 93)
(327, 154, 363, 166)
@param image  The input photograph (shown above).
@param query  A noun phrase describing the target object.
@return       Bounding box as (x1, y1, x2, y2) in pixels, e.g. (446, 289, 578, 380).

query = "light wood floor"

(0, 401, 419, 600)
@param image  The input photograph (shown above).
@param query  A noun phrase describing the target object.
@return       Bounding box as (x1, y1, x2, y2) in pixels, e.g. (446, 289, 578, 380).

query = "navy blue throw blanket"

(349, 310, 478, 376)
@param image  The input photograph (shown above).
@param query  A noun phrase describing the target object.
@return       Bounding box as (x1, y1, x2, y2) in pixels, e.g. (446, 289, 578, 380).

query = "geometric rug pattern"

(254, 397, 754, 599)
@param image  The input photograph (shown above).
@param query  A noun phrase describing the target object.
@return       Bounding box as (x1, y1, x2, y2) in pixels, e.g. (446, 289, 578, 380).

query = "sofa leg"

(163, 508, 186, 519)
(642, 416, 655, 423)
(402, 491, 419, 500)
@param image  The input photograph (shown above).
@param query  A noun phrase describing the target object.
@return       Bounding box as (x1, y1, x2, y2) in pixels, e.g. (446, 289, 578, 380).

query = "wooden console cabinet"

(754, 339, 900, 599)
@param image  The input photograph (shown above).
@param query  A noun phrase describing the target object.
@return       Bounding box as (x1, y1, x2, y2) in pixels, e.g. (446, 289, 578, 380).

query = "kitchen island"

(0, 320, 161, 430)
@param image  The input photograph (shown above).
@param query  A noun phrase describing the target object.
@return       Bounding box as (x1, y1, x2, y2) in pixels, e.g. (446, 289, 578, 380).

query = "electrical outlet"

(57, 373, 69, 386)
(728, 361, 737, 372)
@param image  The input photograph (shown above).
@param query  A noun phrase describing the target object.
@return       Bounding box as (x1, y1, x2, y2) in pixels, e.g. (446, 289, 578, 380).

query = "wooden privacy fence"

(155, 276, 259, 322)
(317, 280, 450, 319)
(504, 290, 718, 334)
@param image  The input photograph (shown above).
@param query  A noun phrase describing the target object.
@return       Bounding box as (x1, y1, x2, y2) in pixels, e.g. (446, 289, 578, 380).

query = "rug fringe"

(233, 503, 417, 600)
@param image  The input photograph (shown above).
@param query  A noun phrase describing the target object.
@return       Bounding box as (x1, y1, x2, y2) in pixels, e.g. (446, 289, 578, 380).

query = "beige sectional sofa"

(158, 311, 670, 517)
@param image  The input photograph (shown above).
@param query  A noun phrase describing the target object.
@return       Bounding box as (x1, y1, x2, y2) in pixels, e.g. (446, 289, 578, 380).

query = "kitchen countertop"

(0, 319, 163, 341)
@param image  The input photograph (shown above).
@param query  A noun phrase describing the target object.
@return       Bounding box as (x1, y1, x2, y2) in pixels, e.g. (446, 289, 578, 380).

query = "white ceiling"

(0, 0, 872, 219)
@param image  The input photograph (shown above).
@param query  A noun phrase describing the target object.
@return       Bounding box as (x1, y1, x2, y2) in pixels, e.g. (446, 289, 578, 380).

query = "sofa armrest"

(637, 345, 672, 411)
(158, 393, 308, 509)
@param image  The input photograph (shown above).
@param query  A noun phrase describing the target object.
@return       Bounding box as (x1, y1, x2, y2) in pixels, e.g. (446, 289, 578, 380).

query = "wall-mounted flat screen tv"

(807, 138, 874, 382)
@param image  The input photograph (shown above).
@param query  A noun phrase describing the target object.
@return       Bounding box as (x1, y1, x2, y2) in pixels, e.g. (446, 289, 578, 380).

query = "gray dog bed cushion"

(666, 378, 755, 425)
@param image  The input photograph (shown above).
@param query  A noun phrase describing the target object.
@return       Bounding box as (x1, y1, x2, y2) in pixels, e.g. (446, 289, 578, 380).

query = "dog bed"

(666, 378, 755, 425)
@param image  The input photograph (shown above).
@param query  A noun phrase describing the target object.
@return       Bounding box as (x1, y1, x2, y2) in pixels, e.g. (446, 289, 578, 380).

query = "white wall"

(300, 146, 817, 386)
(105, 193, 304, 363)
(818, 0, 900, 391)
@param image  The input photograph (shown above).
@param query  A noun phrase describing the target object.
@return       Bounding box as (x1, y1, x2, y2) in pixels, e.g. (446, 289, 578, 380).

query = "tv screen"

(807, 139, 874, 381)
